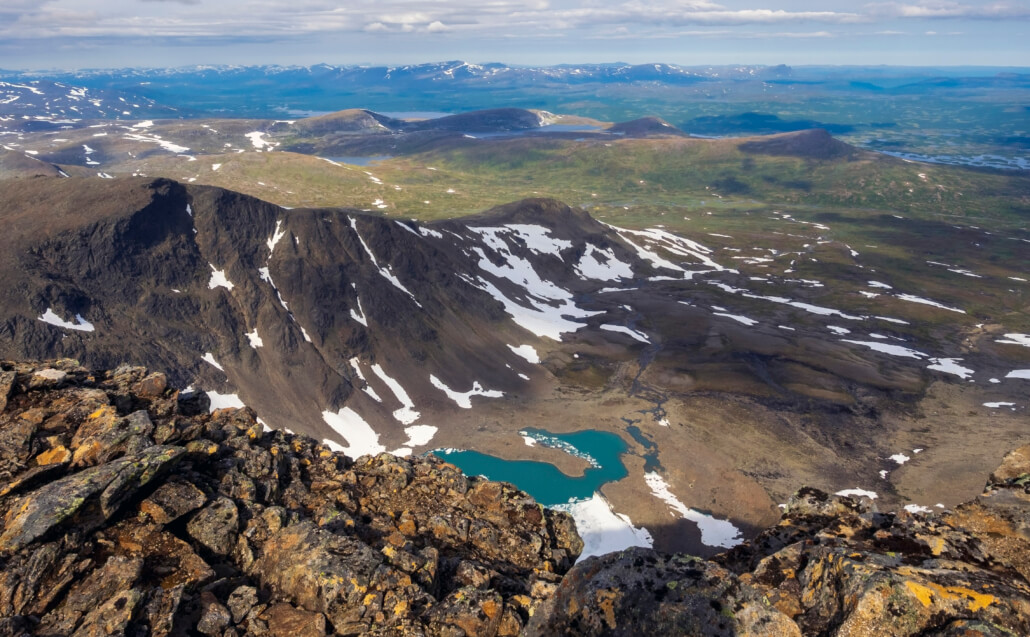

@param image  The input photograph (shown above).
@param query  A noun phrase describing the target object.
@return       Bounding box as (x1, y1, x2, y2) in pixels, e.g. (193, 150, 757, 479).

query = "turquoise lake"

(435, 428, 629, 506)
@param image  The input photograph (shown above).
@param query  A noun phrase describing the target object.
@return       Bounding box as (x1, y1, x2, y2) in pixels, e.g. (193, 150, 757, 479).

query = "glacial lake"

(434, 428, 628, 506)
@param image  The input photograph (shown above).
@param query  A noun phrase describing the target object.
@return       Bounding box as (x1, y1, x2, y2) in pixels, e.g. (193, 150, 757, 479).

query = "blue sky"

(1, 0, 1027, 70)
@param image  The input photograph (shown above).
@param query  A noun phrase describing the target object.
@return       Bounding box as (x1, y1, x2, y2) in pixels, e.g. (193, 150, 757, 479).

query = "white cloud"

(865, 1, 1030, 19)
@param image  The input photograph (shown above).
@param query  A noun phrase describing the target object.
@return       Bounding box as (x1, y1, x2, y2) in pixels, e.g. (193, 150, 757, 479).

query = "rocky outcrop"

(0, 360, 581, 636)
(3, 358, 1029, 636)
(527, 448, 1030, 636)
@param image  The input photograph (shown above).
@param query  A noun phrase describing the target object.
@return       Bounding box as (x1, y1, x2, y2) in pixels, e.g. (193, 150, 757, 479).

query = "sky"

(1, 0, 1027, 70)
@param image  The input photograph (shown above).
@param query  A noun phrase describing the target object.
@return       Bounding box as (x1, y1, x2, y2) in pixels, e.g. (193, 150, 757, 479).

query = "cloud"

(865, 1, 1030, 19)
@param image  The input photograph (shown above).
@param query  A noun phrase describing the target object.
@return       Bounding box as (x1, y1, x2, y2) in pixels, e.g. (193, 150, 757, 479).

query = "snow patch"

(895, 294, 965, 314)
(841, 340, 926, 359)
(246, 328, 263, 349)
(644, 472, 742, 548)
(575, 244, 634, 281)
(927, 358, 975, 379)
(348, 358, 382, 402)
(371, 364, 420, 424)
(208, 265, 234, 291)
(600, 324, 650, 344)
(508, 344, 541, 364)
(206, 391, 245, 412)
(429, 375, 503, 409)
(402, 425, 438, 448)
(996, 333, 1030, 348)
(835, 488, 878, 499)
(322, 407, 385, 458)
(266, 219, 286, 253)
(38, 308, 95, 332)
(201, 353, 224, 371)
(554, 493, 653, 562)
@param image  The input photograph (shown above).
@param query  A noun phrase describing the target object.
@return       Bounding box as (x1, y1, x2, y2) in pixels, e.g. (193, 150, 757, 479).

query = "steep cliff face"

(0, 359, 582, 636)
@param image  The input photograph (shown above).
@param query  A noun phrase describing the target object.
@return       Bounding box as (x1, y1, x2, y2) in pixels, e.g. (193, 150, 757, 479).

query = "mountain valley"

(0, 65, 1027, 564)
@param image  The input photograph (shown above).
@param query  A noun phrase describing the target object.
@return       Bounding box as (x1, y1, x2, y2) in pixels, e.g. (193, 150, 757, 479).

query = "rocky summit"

(1, 359, 1029, 636)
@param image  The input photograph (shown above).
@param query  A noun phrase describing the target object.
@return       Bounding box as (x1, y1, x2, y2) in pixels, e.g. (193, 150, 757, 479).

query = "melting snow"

(895, 294, 965, 314)
(429, 375, 503, 408)
(208, 265, 234, 291)
(927, 358, 975, 379)
(349, 217, 421, 306)
(201, 353, 224, 371)
(38, 308, 95, 332)
(206, 391, 245, 412)
(904, 504, 933, 514)
(258, 267, 290, 312)
(348, 358, 382, 402)
(996, 334, 1030, 347)
(508, 344, 541, 364)
(713, 312, 759, 326)
(402, 425, 438, 447)
(574, 245, 634, 281)
(245, 131, 274, 150)
(555, 493, 653, 562)
(370, 364, 421, 424)
(600, 324, 650, 344)
(266, 219, 286, 253)
(322, 407, 385, 458)
(1005, 370, 1030, 380)
(835, 488, 878, 499)
(841, 340, 926, 359)
(984, 402, 1016, 409)
(889, 453, 910, 465)
(246, 328, 263, 349)
(644, 472, 742, 548)
(349, 297, 368, 327)
(123, 133, 189, 154)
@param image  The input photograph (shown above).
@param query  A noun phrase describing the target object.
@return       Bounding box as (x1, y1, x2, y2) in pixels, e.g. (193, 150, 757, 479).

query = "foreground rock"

(2, 358, 1029, 636)
(0, 360, 582, 635)
(527, 448, 1030, 636)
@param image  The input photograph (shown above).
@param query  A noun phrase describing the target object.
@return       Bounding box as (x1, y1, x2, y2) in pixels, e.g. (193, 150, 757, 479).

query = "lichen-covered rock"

(0, 360, 581, 636)
(531, 472, 1030, 636)
(2, 359, 1028, 636)
(525, 548, 798, 636)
